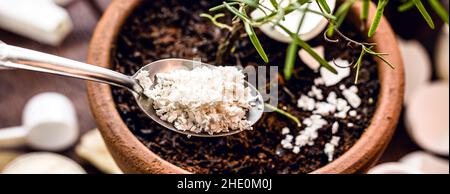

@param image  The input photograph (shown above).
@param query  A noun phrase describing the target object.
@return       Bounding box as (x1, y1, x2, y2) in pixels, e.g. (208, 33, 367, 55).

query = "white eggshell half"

(251, 0, 336, 43)
(436, 25, 449, 80)
(398, 38, 432, 104)
(405, 81, 449, 155)
(2, 152, 86, 174)
(298, 46, 324, 72)
(23, 92, 79, 151)
(368, 162, 422, 174)
(75, 129, 122, 174)
(400, 151, 449, 174)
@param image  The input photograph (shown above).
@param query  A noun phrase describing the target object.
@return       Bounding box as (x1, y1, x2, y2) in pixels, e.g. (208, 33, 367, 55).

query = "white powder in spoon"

(136, 66, 257, 135)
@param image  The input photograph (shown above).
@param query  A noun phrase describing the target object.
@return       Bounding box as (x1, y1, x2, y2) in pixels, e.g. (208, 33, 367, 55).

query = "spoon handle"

(0, 41, 140, 92)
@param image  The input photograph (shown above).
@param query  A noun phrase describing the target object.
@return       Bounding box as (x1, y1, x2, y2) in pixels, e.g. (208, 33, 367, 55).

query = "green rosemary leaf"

(398, 0, 415, 12)
(293, 35, 337, 74)
(317, 0, 331, 13)
(368, 0, 389, 37)
(273, 12, 337, 74)
(244, 21, 269, 63)
(362, 0, 370, 21)
(273, 4, 286, 28)
(428, 0, 449, 24)
(354, 48, 366, 84)
(413, 0, 435, 29)
(284, 3, 309, 80)
(264, 104, 302, 127)
(284, 42, 298, 80)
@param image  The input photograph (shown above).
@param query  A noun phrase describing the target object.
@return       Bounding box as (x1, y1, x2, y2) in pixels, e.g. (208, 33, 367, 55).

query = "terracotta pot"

(87, 0, 404, 174)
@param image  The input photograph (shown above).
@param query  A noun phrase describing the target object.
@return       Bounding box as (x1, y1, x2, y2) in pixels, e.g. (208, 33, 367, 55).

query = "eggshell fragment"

(75, 129, 122, 174)
(405, 81, 449, 155)
(2, 152, 86, 174)
(368, 162, 422, 174)
(436, 25, 449, 80)
(251, 0, 336, 43)
(400, 151, 449, 174)
(320, 58, 350, 86)
(298, 46, 324, 72)
(0, 151, 22, 171)
(398, 39, 432, 104)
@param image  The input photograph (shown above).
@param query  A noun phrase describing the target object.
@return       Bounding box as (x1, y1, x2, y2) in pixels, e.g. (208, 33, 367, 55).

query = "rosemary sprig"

(203, 0, 445, 85)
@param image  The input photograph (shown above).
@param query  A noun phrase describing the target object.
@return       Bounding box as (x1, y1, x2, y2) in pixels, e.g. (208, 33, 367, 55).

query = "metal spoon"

(0, 41, 264, 137)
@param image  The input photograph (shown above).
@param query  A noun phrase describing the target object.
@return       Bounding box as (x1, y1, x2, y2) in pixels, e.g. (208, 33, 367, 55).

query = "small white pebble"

(313, 102, 336, 115)
(349, 85, 358, 93)
(324, 136, 341, 162)
(327, 92, 337, 105)
(314, 77, 325, 85)
(281, 127, 290, 135)
(347, 123, 354, 127)
(297, 95, 316, 111)
(335, 98, 348, 111)
(311, 86, 324, 100)
(332, 121, 339, 134)
(285, 134, 294, 141)
(343, 86, 362, 108)
(292, 146, 300, 154)
(349, 110, 357, 117)
(339, 84, 346, 90)
(282, 142, 293, 149)
(303, 118, 313, 127)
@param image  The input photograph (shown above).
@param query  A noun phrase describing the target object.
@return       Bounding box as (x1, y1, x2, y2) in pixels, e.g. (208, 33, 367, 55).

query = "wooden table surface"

(0, 0, 447, 173)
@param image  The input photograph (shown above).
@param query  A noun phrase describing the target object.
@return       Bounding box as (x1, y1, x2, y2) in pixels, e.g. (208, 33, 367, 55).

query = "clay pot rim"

(87, 0, 404, 174)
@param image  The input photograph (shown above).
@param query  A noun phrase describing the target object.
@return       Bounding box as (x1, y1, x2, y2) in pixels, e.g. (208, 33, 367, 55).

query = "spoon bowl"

(132, 58, 264, 137)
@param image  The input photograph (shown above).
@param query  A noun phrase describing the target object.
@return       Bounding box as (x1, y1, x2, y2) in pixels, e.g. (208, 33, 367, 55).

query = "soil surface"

(111, 0, 380, 174)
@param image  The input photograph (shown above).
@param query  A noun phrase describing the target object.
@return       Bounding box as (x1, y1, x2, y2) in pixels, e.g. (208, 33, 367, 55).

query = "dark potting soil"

(111, 0, 380, 174)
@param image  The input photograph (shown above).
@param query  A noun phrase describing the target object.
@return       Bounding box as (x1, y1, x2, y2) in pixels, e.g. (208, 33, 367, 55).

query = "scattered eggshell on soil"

(2, 152, 86, 174)
(400, 151, 449, 174)
(250, 0, 336, 43)
(299, 46, 325, 72)
(405, 81, 449, 156)
(398, 38, 432, 104)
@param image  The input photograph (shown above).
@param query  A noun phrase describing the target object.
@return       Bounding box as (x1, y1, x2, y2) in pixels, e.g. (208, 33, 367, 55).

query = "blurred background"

(0, 0, 448, 174)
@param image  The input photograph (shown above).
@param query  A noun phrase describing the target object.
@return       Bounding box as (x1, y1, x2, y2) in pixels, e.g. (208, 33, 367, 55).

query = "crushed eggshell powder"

(136, 66, 257, 135)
